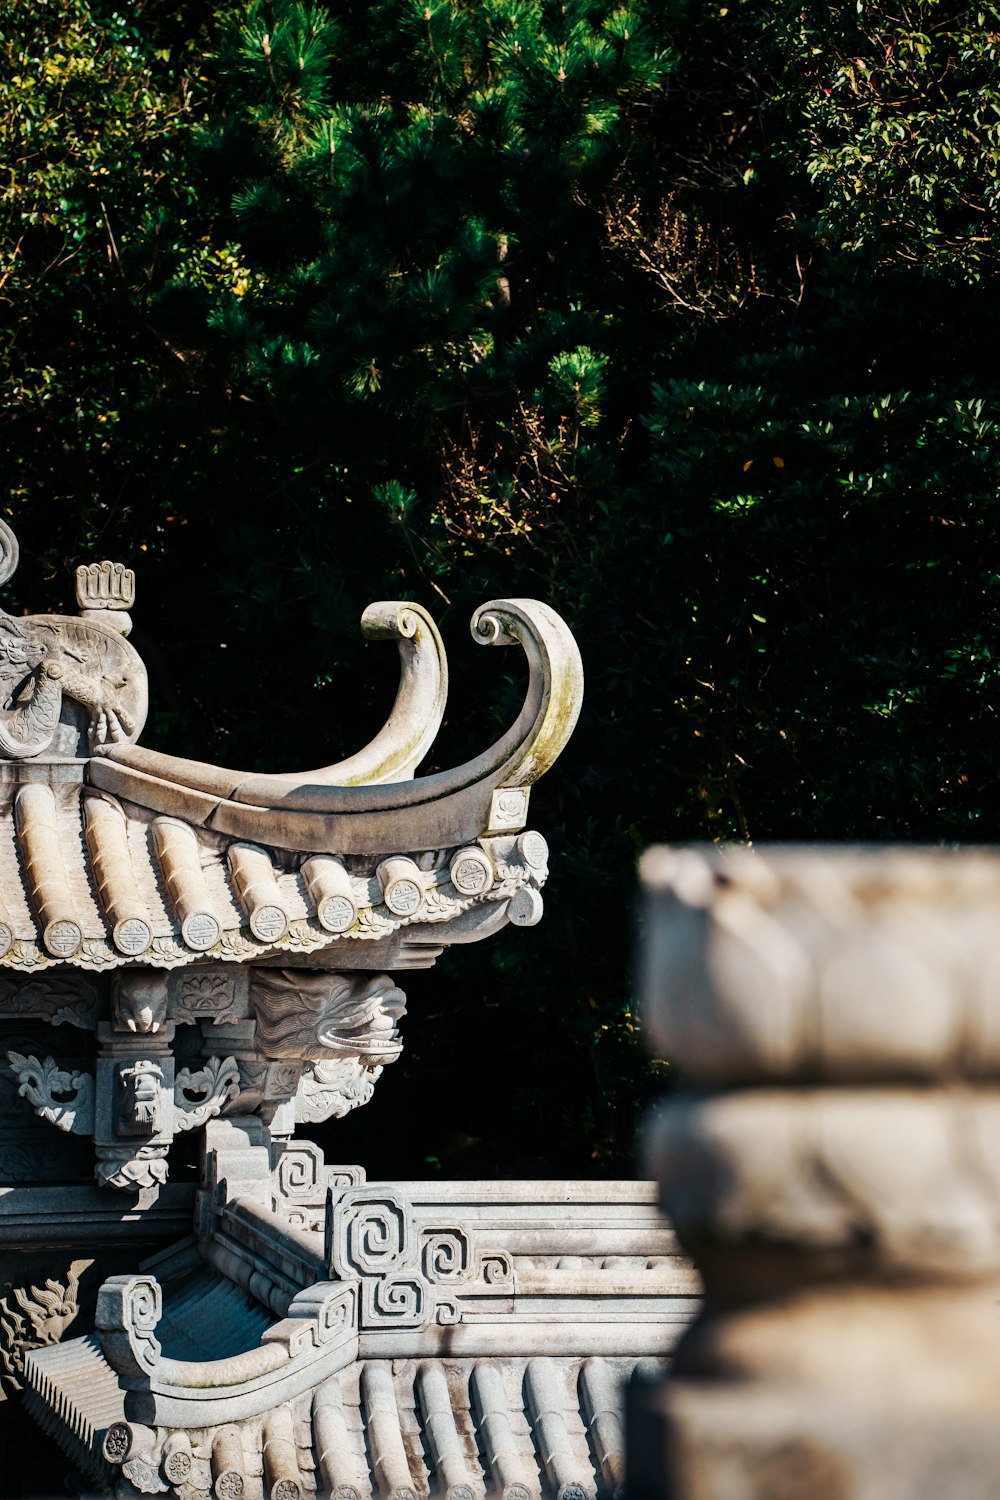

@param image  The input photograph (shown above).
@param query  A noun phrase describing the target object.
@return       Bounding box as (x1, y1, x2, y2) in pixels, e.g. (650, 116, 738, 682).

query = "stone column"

(631, 845, 1000, 1500)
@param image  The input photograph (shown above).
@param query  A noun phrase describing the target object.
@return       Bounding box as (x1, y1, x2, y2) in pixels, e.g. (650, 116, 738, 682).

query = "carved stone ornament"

(633, 844, 1000, 1500)
(250, 970, 406, 1064)
(113, 971, 169, 1035)
(0, 519, 638, 1500)
(330, 1187, 415, 1279)
(0, 524, 580, 975)
(0, 523, 146, 758)
(174, 1056, 241, 1132)
(323, 1180, 518, 1332)
(6, 1051, 95, 1135)
(0, 1259, 89, 1397)
(96, 1143, 169, 1192)
(117, 1059, 164, 1137)
(294, 1058, 381, 1124)
(168, 969, 243, 1027)
(22, 1109, 687, 1500)
(0, 974, 99, 1030)
(0, 521, 581, 1199)
(359, 1272, 429, 1328)
(95, 1274, 162, 1380)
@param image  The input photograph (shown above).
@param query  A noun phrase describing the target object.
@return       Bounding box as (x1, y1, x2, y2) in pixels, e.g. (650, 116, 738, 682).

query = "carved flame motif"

(0, 1260, 90, 1397)
(174, 1056, 240, 1132)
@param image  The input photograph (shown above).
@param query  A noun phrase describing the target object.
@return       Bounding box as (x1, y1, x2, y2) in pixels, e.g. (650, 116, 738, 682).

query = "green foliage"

(7, 0, 1000, 1174)
(0, 0, 202, 599)
(773, 6, 1000, 273)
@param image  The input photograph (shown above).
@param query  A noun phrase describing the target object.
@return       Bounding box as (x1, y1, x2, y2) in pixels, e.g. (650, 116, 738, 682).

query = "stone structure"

(0, 521, 697, 1498)
(633, 843, 1000, 1500)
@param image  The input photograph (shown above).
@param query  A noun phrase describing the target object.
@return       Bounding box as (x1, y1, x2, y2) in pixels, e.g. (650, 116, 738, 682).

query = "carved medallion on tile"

(161, 1434, 193, 1487)
(449, 847, 494, 896)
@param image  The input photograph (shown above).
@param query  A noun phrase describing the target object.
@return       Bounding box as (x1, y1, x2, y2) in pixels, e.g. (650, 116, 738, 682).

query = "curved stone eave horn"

(322, 600, 448, 786)
(458, 596, 586, 790)
(101, 599, 447, 794)
(470, 594, 587, 792)
(225, 596, 583, 812)
(91, 598, 583, 849)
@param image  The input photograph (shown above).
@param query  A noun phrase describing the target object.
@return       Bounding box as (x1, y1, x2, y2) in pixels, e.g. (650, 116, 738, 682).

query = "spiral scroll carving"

(422, 1229, 473, 1284)
(128, 1279, 160, 1334)
(472, 609, 505, 645)
(481, 1251, 514, 1286)
(331, 1189, 414, 1278)
(276, 1142, 322, 1202)
(96, 1274, 162, 1379)
(360, 1274, 427, 1328)
(319, 1290, 353, 1341)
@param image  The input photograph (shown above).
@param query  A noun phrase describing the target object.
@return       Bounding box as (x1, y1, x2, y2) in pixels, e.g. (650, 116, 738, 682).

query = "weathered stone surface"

(0, 521, 671, 1500)
(0, 520, 582, 1196)
(24, 1130, 689, 1492)
(634, 844, 1000, 1500)
(640, 844, 1000, 1084)
(0, 524, 579, 972)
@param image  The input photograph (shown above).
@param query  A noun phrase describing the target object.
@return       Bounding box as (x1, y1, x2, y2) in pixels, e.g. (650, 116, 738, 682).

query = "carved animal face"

(315, 973, 406, 1062)
(250, 970, 407, 1063)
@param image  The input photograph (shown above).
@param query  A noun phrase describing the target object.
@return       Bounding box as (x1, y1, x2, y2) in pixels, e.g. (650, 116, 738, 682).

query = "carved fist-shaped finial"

(76, 561, 135, 638)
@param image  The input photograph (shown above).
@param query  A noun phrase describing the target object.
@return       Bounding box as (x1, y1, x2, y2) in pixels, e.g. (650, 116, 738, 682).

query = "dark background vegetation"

(2, 0, 999, 1176)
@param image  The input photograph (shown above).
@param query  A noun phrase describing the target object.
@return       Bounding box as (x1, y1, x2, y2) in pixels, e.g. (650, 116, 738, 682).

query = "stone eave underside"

(0, 772, 547, 972)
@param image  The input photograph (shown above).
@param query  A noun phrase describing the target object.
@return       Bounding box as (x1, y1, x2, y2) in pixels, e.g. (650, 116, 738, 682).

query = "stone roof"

(0, 777, 551, 971)
(0, 525, 582, 972)
(23, 1132, 693, 1499)
(27, 1336, 663, 1500)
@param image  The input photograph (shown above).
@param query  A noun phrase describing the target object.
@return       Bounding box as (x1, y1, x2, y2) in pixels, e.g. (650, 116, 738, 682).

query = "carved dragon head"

(249, 970, 407, 1064)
